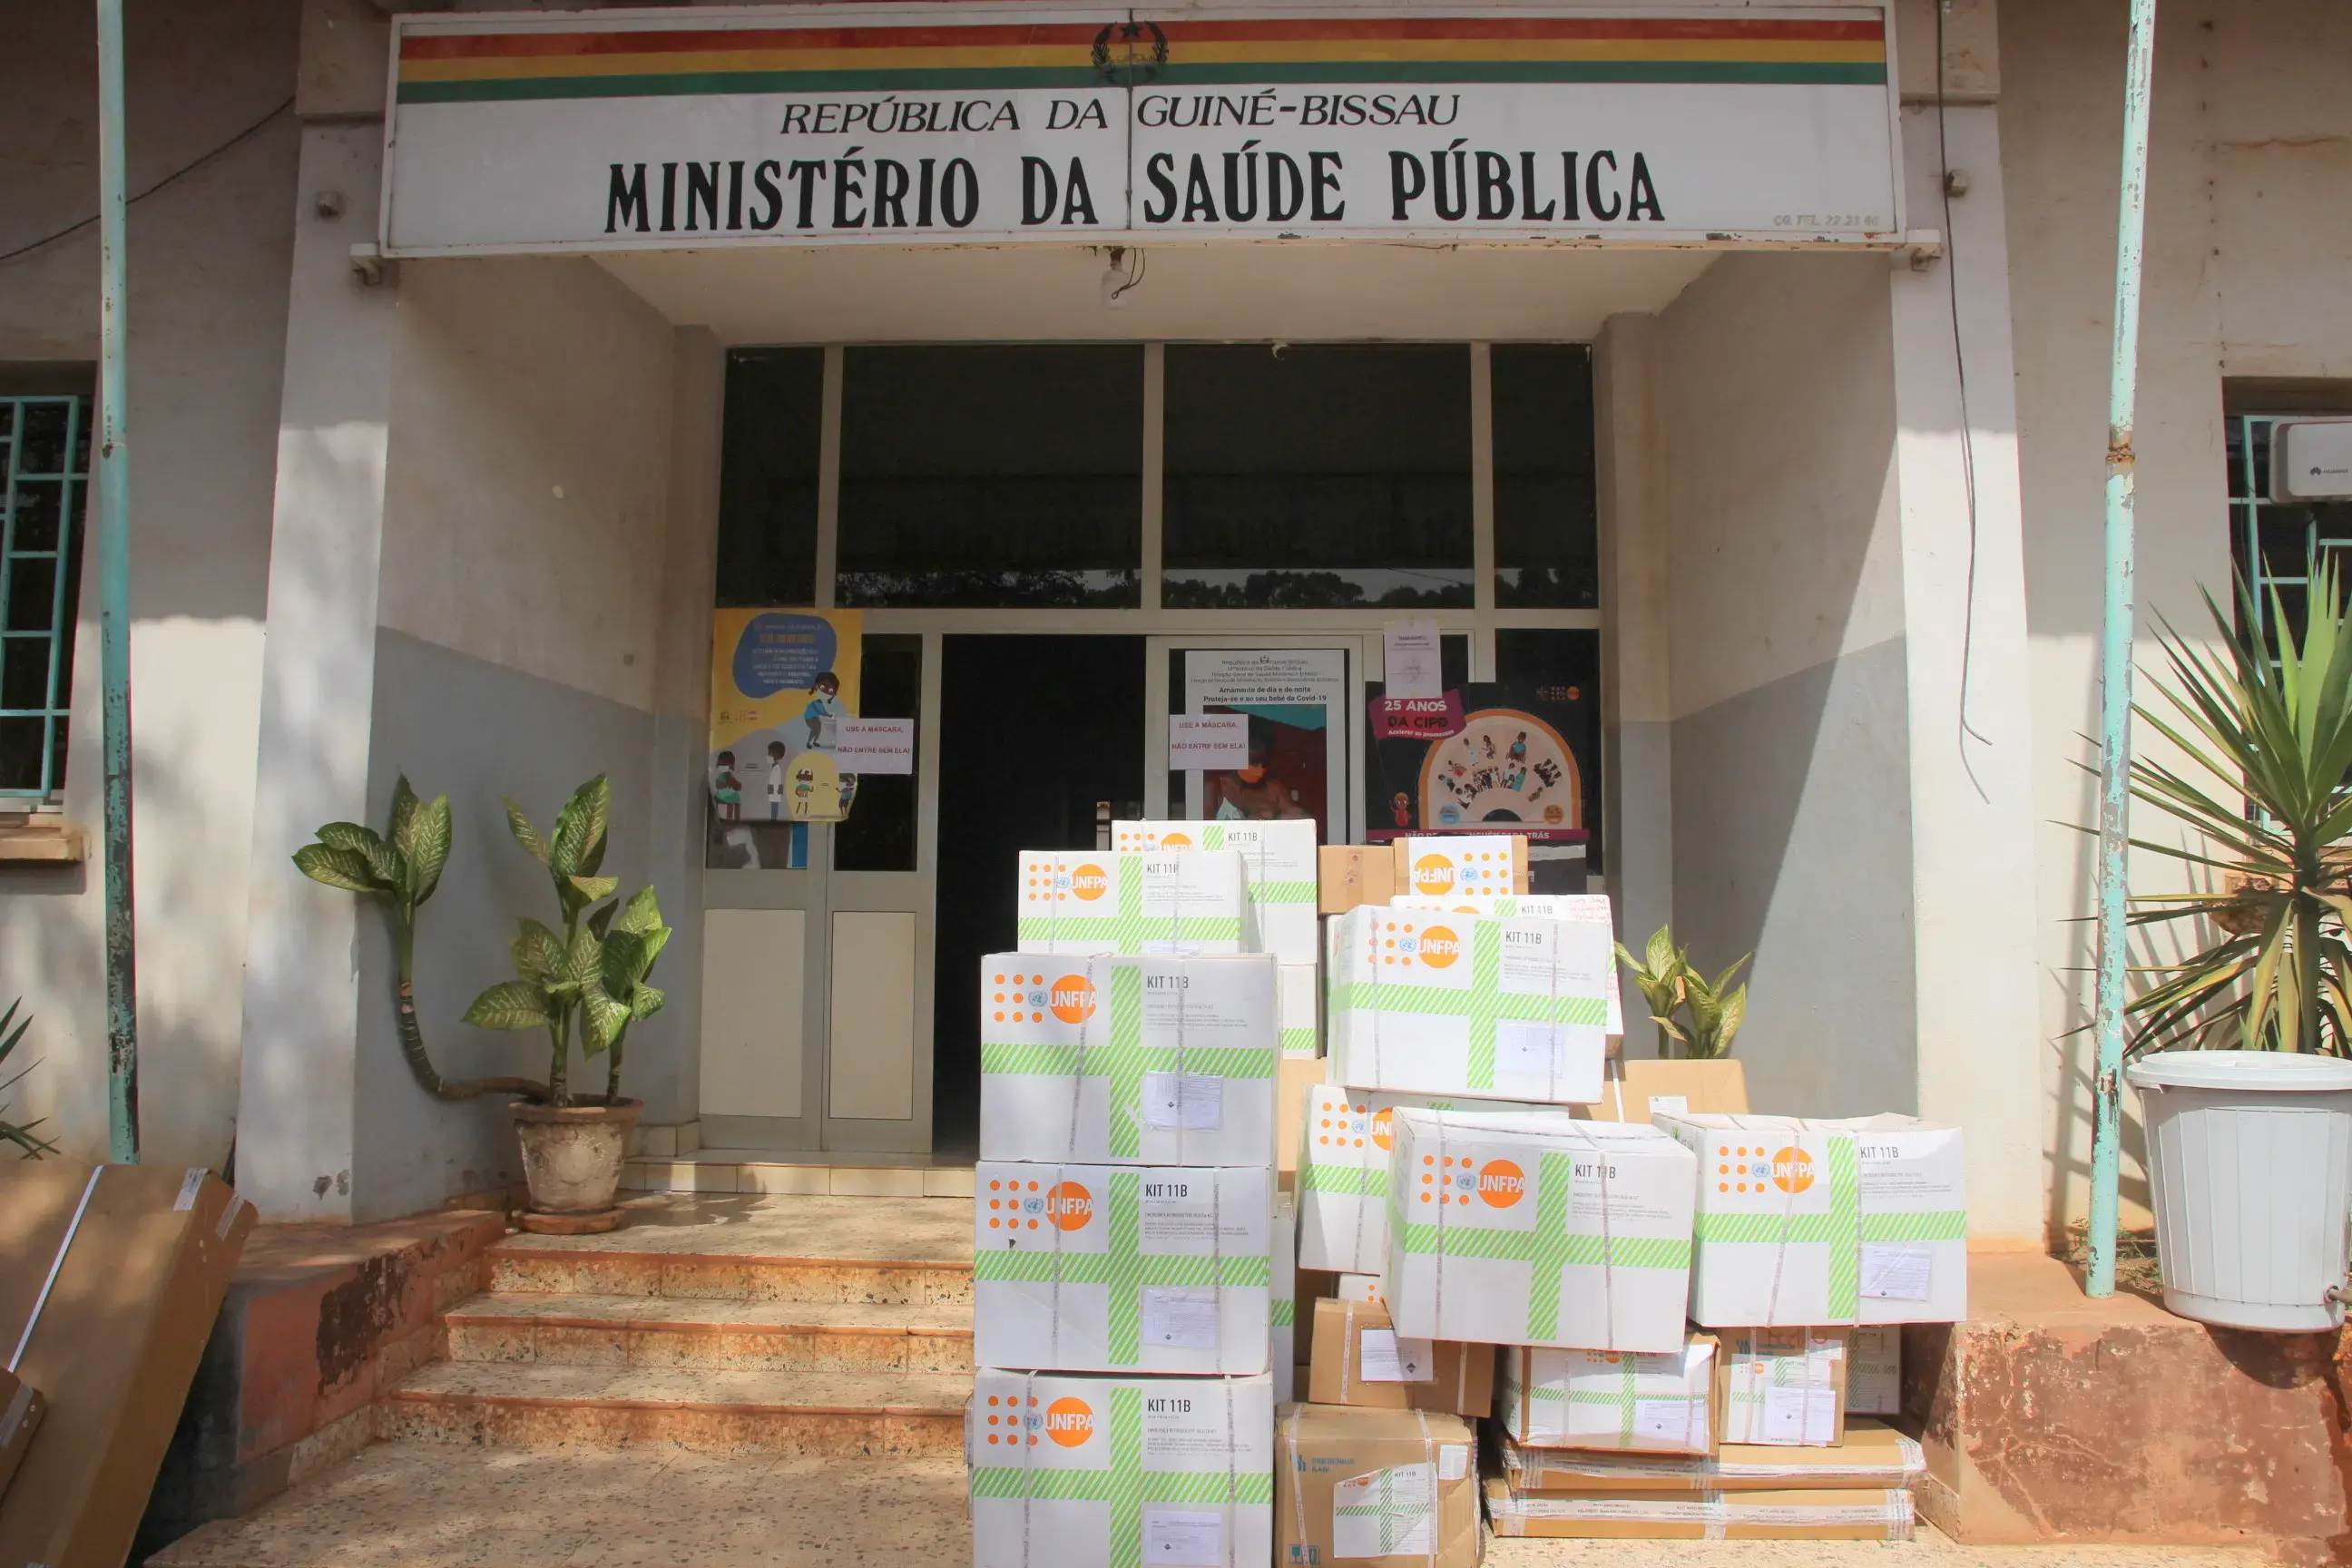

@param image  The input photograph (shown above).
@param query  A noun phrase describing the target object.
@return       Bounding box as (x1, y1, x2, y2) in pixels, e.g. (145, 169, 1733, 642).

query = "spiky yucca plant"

(463, 776, 671, 1106)
(296, 778, 546, 1101)
(2122, 556, 2352, 1056)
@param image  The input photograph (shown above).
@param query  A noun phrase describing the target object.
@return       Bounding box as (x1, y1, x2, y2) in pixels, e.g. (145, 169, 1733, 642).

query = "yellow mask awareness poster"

(709, 609, 862, 824)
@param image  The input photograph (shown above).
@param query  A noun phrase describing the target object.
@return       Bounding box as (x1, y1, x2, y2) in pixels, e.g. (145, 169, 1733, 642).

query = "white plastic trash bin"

(2125, 1050, 2352, 1331)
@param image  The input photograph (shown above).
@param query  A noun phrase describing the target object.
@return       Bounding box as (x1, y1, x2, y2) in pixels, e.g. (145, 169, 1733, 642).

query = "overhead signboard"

(382, 5, 1903, 256)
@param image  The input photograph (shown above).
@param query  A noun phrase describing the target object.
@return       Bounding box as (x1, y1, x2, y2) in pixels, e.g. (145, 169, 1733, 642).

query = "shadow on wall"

(1659, 250, 1918, 1119)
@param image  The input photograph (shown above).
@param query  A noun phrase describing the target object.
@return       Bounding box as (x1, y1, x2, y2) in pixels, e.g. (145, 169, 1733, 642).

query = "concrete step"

(378, 1361, 969, 1457)
(625, 1149, 976, 1198)
(445, 1292, 974, 1374)
(489, 1191, 973, 1305)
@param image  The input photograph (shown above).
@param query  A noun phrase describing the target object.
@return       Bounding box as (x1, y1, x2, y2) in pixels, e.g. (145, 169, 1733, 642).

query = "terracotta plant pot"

(510, 1097, 642, 1216)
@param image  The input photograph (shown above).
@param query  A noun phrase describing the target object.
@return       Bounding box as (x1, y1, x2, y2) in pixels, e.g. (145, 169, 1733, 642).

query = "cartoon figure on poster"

(707, 609, 863, 839)
(1424, 710, 1579, 828)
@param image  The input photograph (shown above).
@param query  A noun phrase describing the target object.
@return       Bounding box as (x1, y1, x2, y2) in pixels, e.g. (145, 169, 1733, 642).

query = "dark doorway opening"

(932, 634, 1145, 1153)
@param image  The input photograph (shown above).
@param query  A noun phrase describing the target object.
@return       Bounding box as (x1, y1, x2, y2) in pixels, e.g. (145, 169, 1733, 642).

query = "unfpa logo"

(1477, 1159, 1526, 1208)
(1066, 862, 1111, 901)
(1413, 926, 1462, 969)
(1412, 854, 1457, 894)
(1159, 831, 1193, 848)
(1044, 1396, 1095, 1446)
(1770, 1146, 1815, 1194)
(1045, 1181, 1093, 1230)
(1369, 1107, 1397, 1152)
(1050, 975, 1096, 1024)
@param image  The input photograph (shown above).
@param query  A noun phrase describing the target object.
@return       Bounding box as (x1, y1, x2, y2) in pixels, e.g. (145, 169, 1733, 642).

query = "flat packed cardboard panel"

(1499, 1418, 1926, 1493)
(0, 1163, 255, 1568)
(1485, 1481, 1914, 1540)
(1277, 1405, 1481, 1568)
(1575, 1060, 1750, 1122)
(1306, 1298, 1494, 1417)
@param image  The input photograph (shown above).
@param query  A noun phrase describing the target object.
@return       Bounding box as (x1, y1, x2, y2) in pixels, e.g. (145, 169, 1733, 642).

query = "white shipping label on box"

(974, 1163, 1272, 1374)
(1332, 1464, 1436, 1561)
(1660, 1112, 1967, 1327)
(1294, 1083, 1551, 1276)
(1501, 1336, 1716, 1455)
(980, 954, 1278, 1166)
(832, 717, 914, 773)
(1383, 1110, 1694, 1354)
(1390, 893, 1627, 1034)
(1167, 714, 1250, 769)
(969, 1371, 1273, 1568)
(1015, 849, 1250, 956)
(1722, 1329, 1847, 1446)
(1758, 1387, 1840, 1445)
(1327, 906, 1610, 1102)
(1357, 1328, 1436, 1383)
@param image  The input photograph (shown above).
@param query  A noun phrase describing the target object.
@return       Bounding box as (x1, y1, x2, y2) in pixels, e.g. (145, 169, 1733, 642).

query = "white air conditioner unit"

(2273, 418, 2352, 501)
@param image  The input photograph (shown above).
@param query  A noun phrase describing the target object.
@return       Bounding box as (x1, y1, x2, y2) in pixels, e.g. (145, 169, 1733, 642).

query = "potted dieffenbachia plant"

(464, 776, 671, 1227)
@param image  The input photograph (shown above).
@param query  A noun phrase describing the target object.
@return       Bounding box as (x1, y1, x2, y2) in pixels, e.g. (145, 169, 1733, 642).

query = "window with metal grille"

(2229, 410, 2352, 660)
(1, 395, 91, 801)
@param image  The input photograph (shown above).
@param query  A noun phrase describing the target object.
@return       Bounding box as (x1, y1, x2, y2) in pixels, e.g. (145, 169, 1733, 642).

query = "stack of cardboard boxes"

(969, 844, 1281, 1568)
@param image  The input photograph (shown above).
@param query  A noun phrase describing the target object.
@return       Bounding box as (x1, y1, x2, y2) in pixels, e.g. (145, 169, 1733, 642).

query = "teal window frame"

(1, 394, 89, 802)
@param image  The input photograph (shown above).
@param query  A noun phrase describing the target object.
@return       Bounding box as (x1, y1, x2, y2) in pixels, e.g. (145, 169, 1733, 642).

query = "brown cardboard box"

(1306, 1298, 1494, 1417)
(1499, 1418, 1926, 1493)
(1721, 1328, 1847, 1446)
(1485, 1481, 1915, 1540)
(1318, 845, 1398, 914)
(0, 1162, 256, 1568)
(0, 1368, 43, 1504)
(1279, 1404, 1482, 1566)
(1278, 1055, 1328, 1179)
(1575, 1058, 1750, 1122)
(1388, 834, 1529, 897)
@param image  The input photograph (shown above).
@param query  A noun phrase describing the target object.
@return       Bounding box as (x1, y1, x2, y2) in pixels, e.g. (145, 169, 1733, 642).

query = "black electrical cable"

(0, 94, 295, 270)
(1937, 4, 1994, 804)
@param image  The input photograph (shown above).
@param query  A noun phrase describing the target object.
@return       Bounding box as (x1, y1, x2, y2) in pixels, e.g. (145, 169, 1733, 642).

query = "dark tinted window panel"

(1495, 628, 1602, 877)
(1492, 344, 1599, 608)
(716, 348, 824, 606)
(836, 345, 1142, 607)
(1163, 344, 1474, 608)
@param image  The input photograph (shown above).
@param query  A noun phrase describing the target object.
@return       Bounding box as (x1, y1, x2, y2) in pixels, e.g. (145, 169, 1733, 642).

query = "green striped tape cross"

(973, 1171, 1270, 1365)
(1270, 1297, 1293, 1328)
(1690, 1137, 1866, 1318)
(969, 1387, 1270, 1568)
(979, 969, 1274, 1159)
(1279, 1026, 1317, 1055)
(1299, 1163, 1386, 1199)
(1536, 1357, 1709, 1449)
(1017, 856, 1245, 953)
(1334, 1465, 1430, 1557)
(1337, 926, 1606, 1092)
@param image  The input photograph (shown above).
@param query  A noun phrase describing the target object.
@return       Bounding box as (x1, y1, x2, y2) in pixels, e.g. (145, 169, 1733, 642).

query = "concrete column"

(1594, 313, 1672, 1018)
(1888, 102, 2045, 1242)
(235, 122, 397, 1221)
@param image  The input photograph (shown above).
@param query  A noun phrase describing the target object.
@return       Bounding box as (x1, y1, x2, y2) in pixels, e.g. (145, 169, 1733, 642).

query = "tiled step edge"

(378, 1378, 968, 1457)
(445, 1304, 974, 1375)
(488, 1248, 974, 1306)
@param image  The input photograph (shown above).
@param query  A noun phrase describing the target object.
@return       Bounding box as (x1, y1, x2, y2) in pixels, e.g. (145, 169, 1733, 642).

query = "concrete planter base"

(510, 1099, 642, 1218)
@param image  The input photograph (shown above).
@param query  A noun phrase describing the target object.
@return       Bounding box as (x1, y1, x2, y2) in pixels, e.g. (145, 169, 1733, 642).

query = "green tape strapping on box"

(1334, 1465, 1431, 1557)
(1270, 1298, 1293, 1328)
(968, 1387, 1271, 1568)
(1299, 1163, 1387, 1198)
(1540, 1367, 1710, 1449)
(1336, 926, 1606, 1091)
(1690, 1136, 1861, 1318)
(1279, 1027, 1318, 1055)
(972, 1171, 1269, 1364)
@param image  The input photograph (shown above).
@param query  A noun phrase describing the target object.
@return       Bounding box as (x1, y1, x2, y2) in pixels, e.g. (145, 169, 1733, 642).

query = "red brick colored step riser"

(377, 1392, 965, 1457)
(487, 1250, 974, 1306)
(444, 1316, 975, 1375)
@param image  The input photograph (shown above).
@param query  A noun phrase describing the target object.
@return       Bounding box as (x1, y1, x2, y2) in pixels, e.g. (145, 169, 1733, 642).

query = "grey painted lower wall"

(355, 627, 680, 1221)
(1670, 636, 1917, 1117)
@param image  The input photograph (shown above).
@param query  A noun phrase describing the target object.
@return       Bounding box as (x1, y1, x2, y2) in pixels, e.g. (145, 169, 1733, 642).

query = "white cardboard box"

(1295, 1083, 1553, 1275)
(968, 1369, 1274, 1568)
(1392, 834, 1526, 897)
(1383, 1111, 1695, 1353)
(1328, 905, 1611, 1102)
(1279, 963, 1318, 1058)
(1658, 1113, 1968, 1327)
(1500, 1334, 1720, 1455)
(1114, 820, 1319, 968)
(980, 954, 1279, 1166)
(1335, 1272, 1387, 1307)
(1388, 893, 1627, 1035)
(1016, 849, 1252, 956)
(1847, 1327, 1901, 1416)
(974, 1162, 1271, 1374)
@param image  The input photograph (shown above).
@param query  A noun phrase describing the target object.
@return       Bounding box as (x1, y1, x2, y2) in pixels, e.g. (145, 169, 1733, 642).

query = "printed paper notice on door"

(1169, 713, 1250, 769)
(1384, 619, 1444, 701)
(833, 717, 914, 774)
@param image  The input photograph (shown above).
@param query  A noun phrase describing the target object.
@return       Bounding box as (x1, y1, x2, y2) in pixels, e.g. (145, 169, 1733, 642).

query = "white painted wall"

(1, 0, 298, 1171)
(2004, 0, 2352, 1235)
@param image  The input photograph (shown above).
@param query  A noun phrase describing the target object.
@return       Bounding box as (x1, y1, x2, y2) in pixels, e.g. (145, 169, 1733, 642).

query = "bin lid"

(2125, 1049, 2352, 1092)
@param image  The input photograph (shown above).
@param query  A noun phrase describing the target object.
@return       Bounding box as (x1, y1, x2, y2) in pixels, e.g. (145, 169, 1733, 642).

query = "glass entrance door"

(1146, 637, 1367, 840)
